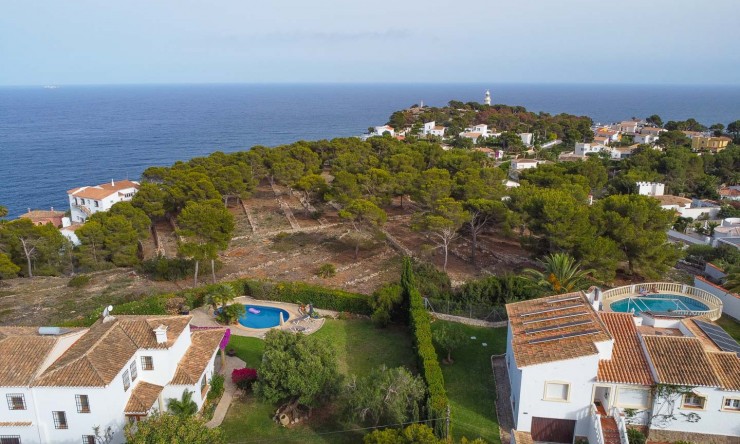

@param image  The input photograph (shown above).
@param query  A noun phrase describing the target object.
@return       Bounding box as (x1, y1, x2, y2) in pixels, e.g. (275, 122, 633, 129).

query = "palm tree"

(524, 252, 594, 294)
(167, 389, 197, 417)
(207, 283, 237, 310)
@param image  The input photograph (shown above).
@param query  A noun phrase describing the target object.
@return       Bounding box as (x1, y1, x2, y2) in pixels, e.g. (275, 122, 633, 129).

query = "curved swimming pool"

(237, 305, 290, 329)
(609, 294, 710, 315)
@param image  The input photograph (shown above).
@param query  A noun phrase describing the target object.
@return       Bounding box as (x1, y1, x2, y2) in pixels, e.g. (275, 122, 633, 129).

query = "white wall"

(506, 324, 523, 427)
(651, 386, 740, 437)
(694, 276, 740, 320)
(514, 354, 600, 437)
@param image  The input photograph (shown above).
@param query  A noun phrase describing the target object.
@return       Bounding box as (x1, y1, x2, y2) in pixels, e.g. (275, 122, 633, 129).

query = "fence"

(424, 297, 508, 323)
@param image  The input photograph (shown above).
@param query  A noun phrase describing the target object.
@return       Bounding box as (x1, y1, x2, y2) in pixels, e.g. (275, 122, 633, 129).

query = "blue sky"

(1, 0, 739, 85)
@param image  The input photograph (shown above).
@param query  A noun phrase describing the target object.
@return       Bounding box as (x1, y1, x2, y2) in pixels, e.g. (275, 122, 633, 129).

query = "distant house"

(19, 208, 65, 227)
(60, 223, 84, 246)
(640, 127, 666, 137)
(636, 181, 665, 197)
(473, 147, 504, 160)
(373, 125, 395, 136)
(681, 130, 706, 139)
(594, 127, 621, 143)
(459, 124, 499, 143)
(592, 135, 610, 145)
(511, 158, 541, 171)
(67, 180, 140, 223)
(518, 133, 534, 146)
(575, 142, 606, 157)
(417, 122, 446, 138)
(653, 195, 721, 219)
(719, 185, 740, 201)
(692, 136, 732, 153)
(634, 133, 658, 144)
(0, 314, 225, 444)
(616, 120, 640, 134)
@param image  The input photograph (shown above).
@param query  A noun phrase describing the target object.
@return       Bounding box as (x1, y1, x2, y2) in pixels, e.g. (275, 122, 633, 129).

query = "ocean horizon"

(2, 83, 739, 218)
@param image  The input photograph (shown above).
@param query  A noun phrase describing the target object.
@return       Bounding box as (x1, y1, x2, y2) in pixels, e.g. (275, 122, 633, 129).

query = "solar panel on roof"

(525, 319, 592, 335)
(519, 303, 583, 317)
(527, 328, 601, 344)
(694, 320, 740, 355)
(522, 311, 589, 325)
(545, 295, 581, 304)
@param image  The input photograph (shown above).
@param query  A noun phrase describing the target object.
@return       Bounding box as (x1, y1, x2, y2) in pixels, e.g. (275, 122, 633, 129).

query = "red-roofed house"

(67, 180, 140, 223)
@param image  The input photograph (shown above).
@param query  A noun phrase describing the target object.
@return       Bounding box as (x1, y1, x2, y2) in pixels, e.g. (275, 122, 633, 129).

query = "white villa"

(459, 124, 499, 143)
(506, 287, 740, 444)
(637, 182, 721, 219)
(0, 313, 224, 444)
(421, 121, 446, 137)
(67, 180, 140, 223)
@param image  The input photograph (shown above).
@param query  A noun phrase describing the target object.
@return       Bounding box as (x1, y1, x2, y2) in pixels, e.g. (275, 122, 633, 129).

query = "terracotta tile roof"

(460, 132, 483, 138)
(512, 430, 534, 444)
(597, 313, 654, 386)
(506, 293, 612, 367)
(67, 180, 139, 200)
(0, 327, 81, 387)
(0, 422, 33, 427)
(642, 335, 721, 387)
(19, 210, 65, 219)
(171, 329, 224, 385)
(34, 316, 191, 387)
(124, 381, 164, 414)
(706, 352, 740, 391)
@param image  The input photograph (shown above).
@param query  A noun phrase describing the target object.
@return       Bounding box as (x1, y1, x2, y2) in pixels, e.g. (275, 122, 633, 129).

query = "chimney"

(154, 325, 168, 344)
(50, 206, 54, 212)
(111, 179, 115, 186)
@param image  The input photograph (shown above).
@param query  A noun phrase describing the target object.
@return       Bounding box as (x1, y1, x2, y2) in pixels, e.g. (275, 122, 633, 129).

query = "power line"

(226, 417, 446, 444)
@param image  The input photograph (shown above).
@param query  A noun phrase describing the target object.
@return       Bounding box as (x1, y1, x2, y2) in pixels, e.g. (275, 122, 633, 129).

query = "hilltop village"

(0, 96, 739, 444)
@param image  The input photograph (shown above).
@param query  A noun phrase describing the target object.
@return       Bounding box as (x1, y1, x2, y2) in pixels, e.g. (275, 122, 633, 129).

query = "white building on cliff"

(67, 180, 140, 223)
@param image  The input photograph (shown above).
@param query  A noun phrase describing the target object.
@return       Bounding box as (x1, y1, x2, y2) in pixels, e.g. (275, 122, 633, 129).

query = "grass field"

(717, 314, 740, 341)
(431, 320, 507, 444)
(219, 319, 415, 444)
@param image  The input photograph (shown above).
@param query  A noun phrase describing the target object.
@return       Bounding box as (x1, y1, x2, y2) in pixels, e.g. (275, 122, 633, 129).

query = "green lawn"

(219, 319, 415, 444)
(717, 314, 740, 342)
(431, 321, 507, 444)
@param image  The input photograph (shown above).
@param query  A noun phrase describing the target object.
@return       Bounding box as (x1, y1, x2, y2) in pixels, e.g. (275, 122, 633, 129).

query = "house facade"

(67, 180, 140, 223)
(692, 136, 732, 153)
(0, 314, 224, 444)
(506, 291, 740, 444)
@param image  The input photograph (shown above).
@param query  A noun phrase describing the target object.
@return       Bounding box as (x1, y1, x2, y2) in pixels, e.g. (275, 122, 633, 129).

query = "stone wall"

(648, 429, 740, 444)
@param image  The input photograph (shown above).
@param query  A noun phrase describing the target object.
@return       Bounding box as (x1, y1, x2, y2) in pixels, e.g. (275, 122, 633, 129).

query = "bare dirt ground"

(0, 269, 181, 326)
(1, 185, 536, 326)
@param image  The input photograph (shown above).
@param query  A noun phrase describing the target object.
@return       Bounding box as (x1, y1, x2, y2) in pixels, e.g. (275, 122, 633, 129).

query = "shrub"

(238, 279, 372, 315)
(370, 283, 403, 327)
(316, 263, 337, 278)
(401, 258, 449, 438)
(207, 374, 225, 401)
(232, 368, 258, 390)
(216, 304, 245, 325)
(138, 257, 196, 281)
(68, 275, 92, 288)
(413, 261, 453, 300)
(627, 428, 646, 444)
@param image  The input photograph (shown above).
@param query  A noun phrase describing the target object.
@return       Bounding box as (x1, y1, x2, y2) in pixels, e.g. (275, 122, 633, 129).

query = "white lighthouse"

(484, 89, 491, 106)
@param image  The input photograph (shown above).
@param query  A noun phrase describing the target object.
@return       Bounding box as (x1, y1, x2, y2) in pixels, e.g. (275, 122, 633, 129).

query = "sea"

(1, 83, 739, 219)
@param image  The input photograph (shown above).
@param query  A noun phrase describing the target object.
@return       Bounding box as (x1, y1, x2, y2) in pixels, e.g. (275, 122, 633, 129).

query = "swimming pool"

(609, 294, 710, 315)
(237, 305, 290, 329)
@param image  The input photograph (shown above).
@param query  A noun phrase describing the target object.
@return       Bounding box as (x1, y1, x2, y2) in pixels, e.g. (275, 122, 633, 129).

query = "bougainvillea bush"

(231, 368, 258, 390)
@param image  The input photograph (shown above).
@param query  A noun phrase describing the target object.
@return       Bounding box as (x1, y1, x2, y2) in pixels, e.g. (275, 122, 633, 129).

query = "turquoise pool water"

(237, 305, 290, 329)
(610, 294, 709, 314)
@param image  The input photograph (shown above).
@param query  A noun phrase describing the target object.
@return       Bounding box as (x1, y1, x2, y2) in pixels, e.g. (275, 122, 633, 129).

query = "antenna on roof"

(102, 305, 115, 322)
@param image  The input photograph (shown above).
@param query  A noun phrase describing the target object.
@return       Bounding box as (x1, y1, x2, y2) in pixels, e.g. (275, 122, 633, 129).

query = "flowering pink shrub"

(231, 367, 258, 390)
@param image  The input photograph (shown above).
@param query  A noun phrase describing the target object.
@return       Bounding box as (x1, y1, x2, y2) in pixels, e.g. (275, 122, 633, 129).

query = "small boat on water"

(43, 85, 59, 89)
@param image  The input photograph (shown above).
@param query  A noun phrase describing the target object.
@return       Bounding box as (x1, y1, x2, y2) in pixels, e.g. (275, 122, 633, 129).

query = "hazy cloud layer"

(1, 0, 738, 85)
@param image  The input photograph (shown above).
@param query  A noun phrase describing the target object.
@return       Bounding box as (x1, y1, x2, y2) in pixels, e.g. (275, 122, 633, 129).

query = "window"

(682, 394, 706, 409)
(130, 361, 138, 382)
(122, 370, 131, 391)
(722, 397, 740, 412)
(94, 201, 99, 207)
(617, 387, 650, 409)
(82, 436, 95, 444)
(0, 436, 21, 444)
(75, 395, 90, 413)
(52, 411, 68, 429)
(141, 356, 154, 370)
(544, 382, 570, 402)
(6, 394, 25, 410)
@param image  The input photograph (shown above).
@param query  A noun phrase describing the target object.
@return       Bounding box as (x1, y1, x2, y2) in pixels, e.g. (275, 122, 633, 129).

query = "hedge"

(236, 279, 372, 315)
(403, 258, 449, 438)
